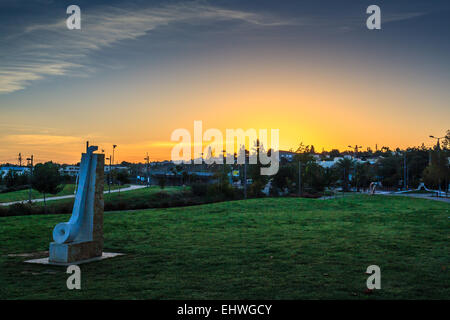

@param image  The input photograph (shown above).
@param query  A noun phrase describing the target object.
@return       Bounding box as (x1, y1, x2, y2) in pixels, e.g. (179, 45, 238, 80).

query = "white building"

(0, 166, 30, 177)
(60, 164, 130, 177)
(60, 166, 79, 176)
(104, 165, 130, 173)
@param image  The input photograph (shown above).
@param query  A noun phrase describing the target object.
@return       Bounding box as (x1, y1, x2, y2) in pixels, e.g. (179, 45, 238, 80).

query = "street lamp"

(429, 135, 445, 197)
(106, 156, 112, 193)
(429, 135, 445, 144)
(112, 144, 117, 166)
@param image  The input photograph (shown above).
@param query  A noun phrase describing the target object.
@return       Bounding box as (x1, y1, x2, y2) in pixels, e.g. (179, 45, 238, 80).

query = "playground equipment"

(369, 182, 379, 195)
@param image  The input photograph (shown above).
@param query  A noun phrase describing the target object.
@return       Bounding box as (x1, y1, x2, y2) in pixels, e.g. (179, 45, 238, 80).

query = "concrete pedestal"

(49, 240, 103, 263)
(25, 252, 124, 266)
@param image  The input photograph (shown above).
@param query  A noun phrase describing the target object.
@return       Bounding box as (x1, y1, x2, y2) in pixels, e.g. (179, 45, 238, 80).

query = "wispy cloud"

(0, 2, 288, 94)
(382, 12, 426, 24)
(3, 134, 83, 145)
(0, 1, 428, 94)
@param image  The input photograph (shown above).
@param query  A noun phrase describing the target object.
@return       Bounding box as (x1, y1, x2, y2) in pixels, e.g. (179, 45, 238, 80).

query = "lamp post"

(403, 151, 407, 190)
(112, 144, 117, 188)
(144, 153, 150, 187)
(26, 155, 33, 203)
(298, 160, 302, 196)
(106, 156, 112, 193)
(112, 144, 117, 166)
(429, 135, 445, 197)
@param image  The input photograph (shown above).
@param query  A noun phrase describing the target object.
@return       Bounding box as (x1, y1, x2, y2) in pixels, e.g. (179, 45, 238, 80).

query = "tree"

(116, 170, 130, 186)
(4, 170, 19, 188)
(248, 139, 269, 196)
(354, 162, 374, 191)
(335, 158, 355, 191)
(3, 170, 28, 189)
(329, 149, 341, 159)
(271, 164, 296, 195)
(158, 175, 166, 189)
(294, 142, 323, 193)
(170, 164, 185, 185)
(422, 144, 449, 191)
(31, 162, 63, 210)
(375, 156, 401, 188)
(405, 145, 429, 188)
(442, 129, 450, 149)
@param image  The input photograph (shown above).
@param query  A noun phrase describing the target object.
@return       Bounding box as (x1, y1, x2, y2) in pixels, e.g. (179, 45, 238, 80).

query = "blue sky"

(0, 0, 449, 163)
(1, 0, 449, 95)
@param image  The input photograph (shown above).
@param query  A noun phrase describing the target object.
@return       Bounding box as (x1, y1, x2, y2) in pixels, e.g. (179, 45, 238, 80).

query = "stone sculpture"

(49, 145, 104, 263)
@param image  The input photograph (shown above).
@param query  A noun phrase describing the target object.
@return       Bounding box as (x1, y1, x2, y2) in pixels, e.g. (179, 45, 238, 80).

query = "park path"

(0, 184, 146, 206)
(386, 193, 450, 203)
(320, 192, 450, 204)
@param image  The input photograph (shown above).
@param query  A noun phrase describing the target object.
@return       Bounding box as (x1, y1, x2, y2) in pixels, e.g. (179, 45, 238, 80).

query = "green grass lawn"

(0, 184, 129, 203)
(0, 195, 448, 299)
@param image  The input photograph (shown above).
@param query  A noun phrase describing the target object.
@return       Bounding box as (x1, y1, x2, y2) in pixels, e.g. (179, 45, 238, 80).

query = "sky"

(0, 0, 449, 164)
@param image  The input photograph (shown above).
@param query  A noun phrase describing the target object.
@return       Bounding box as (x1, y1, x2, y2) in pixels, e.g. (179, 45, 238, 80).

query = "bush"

(191, 183, 208, 197)
(0, 187, 240, 217)
(0, 185, 30, 193)
(158, 176, 166, 189)
(248, 180, 266, 198)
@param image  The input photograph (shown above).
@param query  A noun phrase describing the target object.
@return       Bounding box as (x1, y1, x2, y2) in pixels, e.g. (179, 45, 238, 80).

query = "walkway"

(0, 184, 146, 206)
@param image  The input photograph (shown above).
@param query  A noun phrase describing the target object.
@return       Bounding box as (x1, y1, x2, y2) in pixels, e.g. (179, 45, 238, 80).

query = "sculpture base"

(25, 252, 124, 266)
(49, 241, 103, 264)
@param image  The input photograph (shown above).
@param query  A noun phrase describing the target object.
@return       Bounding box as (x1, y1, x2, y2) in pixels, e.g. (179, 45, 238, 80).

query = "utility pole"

(112, 144, 117, 167)
(403, 151, 407, 190)
(429, 135, 445, 197)
(222, 149, 226, 186)
(342, 165, 349, 198)
(106, 156, 112, 193)
(144, 153, 150, 187)
(111, 144, 117, 188)
(244, 154, 247, 199)
(298, 161, 302, 196)
(26, 155, 33, 203)
(18, 153, 22, 166)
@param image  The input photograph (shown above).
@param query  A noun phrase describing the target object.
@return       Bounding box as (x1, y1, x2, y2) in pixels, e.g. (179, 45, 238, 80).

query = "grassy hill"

(0, 195, 448, 299)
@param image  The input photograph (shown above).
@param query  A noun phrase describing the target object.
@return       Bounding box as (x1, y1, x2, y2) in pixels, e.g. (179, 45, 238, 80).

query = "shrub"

(191, 183, 208, 197)
(248, 180, 266, 198)
(158, 176, 166, 189)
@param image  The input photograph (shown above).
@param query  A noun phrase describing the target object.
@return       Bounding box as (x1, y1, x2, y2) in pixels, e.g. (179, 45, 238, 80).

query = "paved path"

(320, 192, 450, 204)
(0, 185, 146, 206)
(386, 193, 450, 204)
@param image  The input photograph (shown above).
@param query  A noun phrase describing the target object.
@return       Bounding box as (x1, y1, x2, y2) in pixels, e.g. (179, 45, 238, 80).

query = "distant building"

(60, 164, 130, 177)
(104, 165, 130, 173)
(60, 165, 79, 177)
(318, 160, 336, 169)
(279, 150, 297, 162)
(0, 166, 30, 177)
